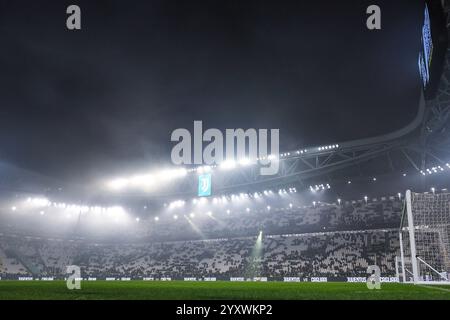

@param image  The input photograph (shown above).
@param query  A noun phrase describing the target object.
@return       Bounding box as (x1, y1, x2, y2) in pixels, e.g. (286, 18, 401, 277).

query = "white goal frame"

(399, 190, 450, 284)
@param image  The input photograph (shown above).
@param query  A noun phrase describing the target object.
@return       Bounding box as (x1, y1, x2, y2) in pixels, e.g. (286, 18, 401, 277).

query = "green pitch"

(0, 281, 449, 300)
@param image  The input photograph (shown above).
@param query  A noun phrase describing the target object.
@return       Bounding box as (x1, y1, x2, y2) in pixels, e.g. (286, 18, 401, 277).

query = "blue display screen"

(419, 4, 433, 87)
(198, 173, 212, 197)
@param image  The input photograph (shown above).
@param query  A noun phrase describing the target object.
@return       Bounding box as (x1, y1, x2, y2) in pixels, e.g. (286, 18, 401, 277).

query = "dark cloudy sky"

(0, 0, 424, 183)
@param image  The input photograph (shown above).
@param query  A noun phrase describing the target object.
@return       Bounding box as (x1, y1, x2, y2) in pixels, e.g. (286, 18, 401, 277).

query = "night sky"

(0, 0, 424, 184)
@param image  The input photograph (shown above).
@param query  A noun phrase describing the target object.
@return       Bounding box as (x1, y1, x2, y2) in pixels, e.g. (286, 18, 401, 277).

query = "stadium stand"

(0, 197, 402, 280)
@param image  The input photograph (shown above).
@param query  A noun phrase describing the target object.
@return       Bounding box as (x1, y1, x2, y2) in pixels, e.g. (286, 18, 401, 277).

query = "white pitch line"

(418, 284, 450, 293)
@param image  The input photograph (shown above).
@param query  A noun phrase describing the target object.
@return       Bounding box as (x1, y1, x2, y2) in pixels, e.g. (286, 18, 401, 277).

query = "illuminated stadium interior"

(0, 1, 450, 303)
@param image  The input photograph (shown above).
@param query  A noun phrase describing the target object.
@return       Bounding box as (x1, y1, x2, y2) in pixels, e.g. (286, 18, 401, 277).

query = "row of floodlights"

(168, 187, 297, 209)
(16, 197, 126, 216)
(309, 184, 331, 192)
(281, 149, 309, 157)
(108, 168, 188, 190)
(12, 191, 423, 224)
(156, 193, 409, 223)
(187, 156, 280, 173)
(318, 144, 339, 151)
(420, 163, 450, 176)
(158, 203, 299, 222)
(105, 143, 343, 192)
(188, 146, 339, 174)
(107, 157, 444, 193)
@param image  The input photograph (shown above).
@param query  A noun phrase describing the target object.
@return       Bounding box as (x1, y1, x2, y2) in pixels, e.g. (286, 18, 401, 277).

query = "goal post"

(399, 190, 450, 284)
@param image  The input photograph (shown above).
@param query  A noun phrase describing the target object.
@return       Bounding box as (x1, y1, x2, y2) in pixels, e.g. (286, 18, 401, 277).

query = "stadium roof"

(0, 0, 424, 184)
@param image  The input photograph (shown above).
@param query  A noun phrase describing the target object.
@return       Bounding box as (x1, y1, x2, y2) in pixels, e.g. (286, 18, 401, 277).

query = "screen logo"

(198, 173, 212, 197)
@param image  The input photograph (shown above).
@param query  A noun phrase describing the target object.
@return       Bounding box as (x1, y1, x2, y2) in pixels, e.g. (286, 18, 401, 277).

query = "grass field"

(0, 281, 449, 300)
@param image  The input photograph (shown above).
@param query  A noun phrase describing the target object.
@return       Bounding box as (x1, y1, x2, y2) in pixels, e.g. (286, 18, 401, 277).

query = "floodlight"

(108, 178, 129, 190)
(220, 160, 236, 170)
(130, 174, 153, 186)
(239, 158, 251, 166)
(31, 197, 51, 206)
(169, 200, 185, 209)
(163, 168, 187, 178)
(197, 166, 212, 174)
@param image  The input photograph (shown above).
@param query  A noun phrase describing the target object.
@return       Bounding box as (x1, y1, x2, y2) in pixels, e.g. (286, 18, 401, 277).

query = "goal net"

(399, 190, 450, 284)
